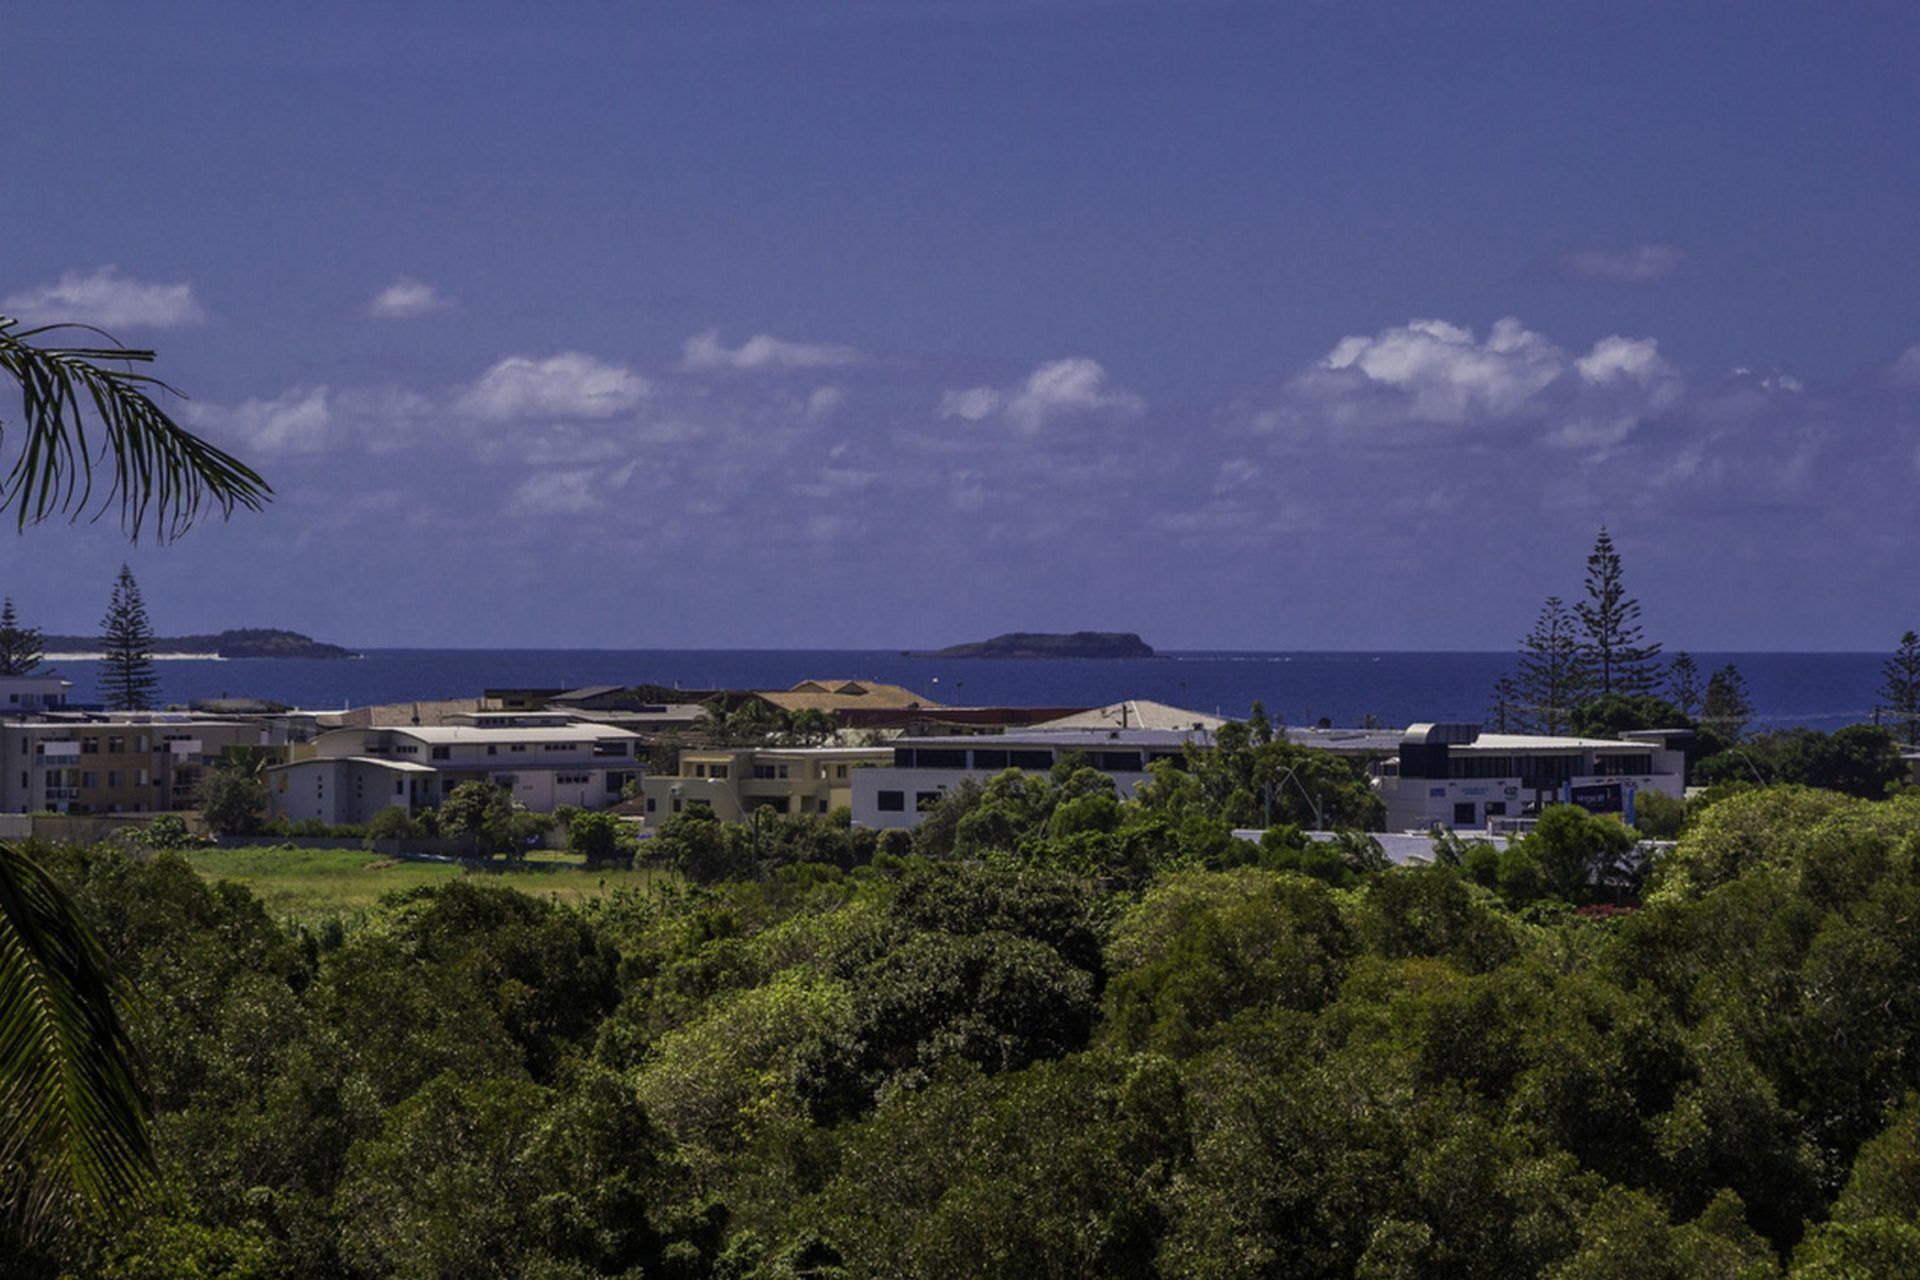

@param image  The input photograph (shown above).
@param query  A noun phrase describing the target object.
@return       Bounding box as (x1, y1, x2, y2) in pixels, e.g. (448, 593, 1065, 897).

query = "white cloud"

(1576, 335, 1672, 387)
(1890, 345, 1920, 387)
(942, 357, 1144, 433)
(939, 387, 1002, 421)
(367, 276, 454, 319)
(681, 329, 864, 372)
(804, 385, 846, 422)
(457, 353, 650, 421)
(1303, 317, 1565, 424)
(1544, 244, 1689, 283)
(509, 469, 602, 515)
(3, 265, 205, 329)
(186, 386, 333, 455)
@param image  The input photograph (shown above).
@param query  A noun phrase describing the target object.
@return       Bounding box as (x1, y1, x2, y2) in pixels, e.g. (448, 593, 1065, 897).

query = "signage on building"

(1570, 782, 1623, 813)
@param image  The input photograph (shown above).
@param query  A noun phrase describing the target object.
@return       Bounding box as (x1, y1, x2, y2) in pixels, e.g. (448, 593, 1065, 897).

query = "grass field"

(182, 845, 673, 924)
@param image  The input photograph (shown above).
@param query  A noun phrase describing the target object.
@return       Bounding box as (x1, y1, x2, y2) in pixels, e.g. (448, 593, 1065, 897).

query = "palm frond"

(0, 842, 155, 1235)
(0, 316, 271, 541)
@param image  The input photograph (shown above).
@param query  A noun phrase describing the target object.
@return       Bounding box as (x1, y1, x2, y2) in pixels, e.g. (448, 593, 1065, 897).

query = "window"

(694, 764, 708, 778)
(395, 780, 405, 794)
(915, 749, 968, 769)
(80, 738, 99, 755)
(106, 771, 121, 787)
(971, 749, 1009, 770)
(835, 765, 848, 779)
(593, 742, 628, 757)
(916, 791, 941, 811)
(431, 746, 450, 760)
(487, 745, 498, 756)
(752, 764, 777, 779)
(1453, 802, 1477, 826)
(877, 790, 905, 812)
(1008, 750, 1055, 770)
(510, 744, 526, 753)
(1484, 802, 1506, 817)
(711, 765, 729, 780)
(646, 797, 656, 813)
(107, 736, 125, 754)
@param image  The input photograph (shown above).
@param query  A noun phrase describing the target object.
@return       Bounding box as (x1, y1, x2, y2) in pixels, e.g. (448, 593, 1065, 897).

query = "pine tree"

(1702, 664, 1752, 742)
(1879, 630, 1920, 747)
(1575, 527, 1663, 696)
(99, 565, 158, 712)
(1667, 651, 1702, 719)
(1486, 674, 1522, 733)
(0, 597, 42, 677)
(1516, 596, 1587, 735)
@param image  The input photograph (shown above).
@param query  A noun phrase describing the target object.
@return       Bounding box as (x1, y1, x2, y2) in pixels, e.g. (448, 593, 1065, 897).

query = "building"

(1373, 722, 1686, 832)
(635, 744, 894, 828)
(0, 714, 267, 814)
(0, 674, 73, 713)
(266, 714, 643, 825)
(850, 728, 1211, 830)
(1032, 700, 1226, 732)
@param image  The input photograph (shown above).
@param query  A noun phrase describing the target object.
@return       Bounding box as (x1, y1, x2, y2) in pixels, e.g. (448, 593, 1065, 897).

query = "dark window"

(915, 749, 968, 769)
(915, 791, 941, 811)
(893, 748, 915, 768)
(877, 790, 905, 812)
(1594, 754, 1653, 775)
(1008, 750, 1055, 770)
(431, 746, 451, 760)
(1453, 802, 1477, 825)
(971, 749, 1009, 770)
(1484, 802, 1506, 817)
(1091, 751, 1144, 772)
(646, 797, 657, 813)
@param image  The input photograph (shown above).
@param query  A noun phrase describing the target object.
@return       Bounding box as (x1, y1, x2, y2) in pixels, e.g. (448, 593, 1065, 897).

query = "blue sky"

(3, 0, 1918, 649)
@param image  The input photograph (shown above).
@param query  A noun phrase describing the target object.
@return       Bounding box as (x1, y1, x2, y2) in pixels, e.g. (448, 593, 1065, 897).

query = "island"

(42, 628, 357, 659)
(926, 631, 1158, 660)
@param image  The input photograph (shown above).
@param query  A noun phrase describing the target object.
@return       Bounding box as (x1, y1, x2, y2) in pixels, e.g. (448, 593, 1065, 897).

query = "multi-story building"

(0, 714, 267, 814)
(636, 745, 894, 828)
(266, 713, 644, 825)
(850, 728, 1209, 830)
(1372, 722, 1686, 831)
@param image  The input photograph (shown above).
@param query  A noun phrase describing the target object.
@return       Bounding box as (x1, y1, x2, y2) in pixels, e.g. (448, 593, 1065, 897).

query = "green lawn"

(182, 845, 673, 924)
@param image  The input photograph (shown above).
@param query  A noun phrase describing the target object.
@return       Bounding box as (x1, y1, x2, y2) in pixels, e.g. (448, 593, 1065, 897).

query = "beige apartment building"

(0, 715, 268, 814)
(636, 745, 891, 828)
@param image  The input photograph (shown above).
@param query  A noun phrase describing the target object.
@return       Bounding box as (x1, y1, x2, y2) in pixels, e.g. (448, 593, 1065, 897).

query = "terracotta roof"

(756, 680, 946, 712)
(315, 698, 485, 729)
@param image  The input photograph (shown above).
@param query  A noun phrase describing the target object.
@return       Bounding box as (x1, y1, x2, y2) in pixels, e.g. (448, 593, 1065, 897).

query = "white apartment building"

(267, 714, 642, 824)
(636, 745, 894, 828)
(849, 728, 1207, 830)
(1373, 722, 1686, 832)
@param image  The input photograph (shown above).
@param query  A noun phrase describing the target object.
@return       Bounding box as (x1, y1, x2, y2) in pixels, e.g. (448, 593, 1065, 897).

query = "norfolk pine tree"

(1879, 630, 1920, 746)
(1575, 527, 1663, 696)
(1667, 651, 1703, 719)
(1516, 597, 1587, 735)
(99, 567, 158, 711)
(0, 598, 42, 677)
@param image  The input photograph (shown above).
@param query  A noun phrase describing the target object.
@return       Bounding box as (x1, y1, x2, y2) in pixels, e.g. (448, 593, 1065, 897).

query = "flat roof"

(270, 755, 438, 774)
(892, 728, 1208, 750)
(322, 724, 639, 744)
(1465, 733, 1660, 752)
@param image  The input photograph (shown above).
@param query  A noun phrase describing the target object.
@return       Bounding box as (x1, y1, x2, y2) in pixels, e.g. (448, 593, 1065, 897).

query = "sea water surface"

(43, 650, 1898, 734)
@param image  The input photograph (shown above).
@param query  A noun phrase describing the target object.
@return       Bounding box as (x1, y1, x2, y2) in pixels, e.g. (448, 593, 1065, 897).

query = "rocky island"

(43, 628, 356, 659)
(927, 631, 1157, 660)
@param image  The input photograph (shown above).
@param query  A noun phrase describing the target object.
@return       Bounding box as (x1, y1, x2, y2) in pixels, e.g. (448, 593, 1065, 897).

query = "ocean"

(43, 649, 1899, 734)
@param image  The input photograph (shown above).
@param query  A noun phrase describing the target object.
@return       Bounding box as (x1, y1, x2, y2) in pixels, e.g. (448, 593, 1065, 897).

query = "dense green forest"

(14, 746, 1920, 1276)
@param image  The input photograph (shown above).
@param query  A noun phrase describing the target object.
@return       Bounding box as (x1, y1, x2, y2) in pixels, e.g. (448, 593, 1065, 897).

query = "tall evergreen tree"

(1486, 674, 1522, 733)
(1701, 663, 1752, 742)
(0, 597, 43, 677)
(1666, 651, 1703, 719)
(1879, 630, 1920, 746)
(1575, 527, 1663, 696)
(1516, 597, 1587, 735)
(98, 566, 158, 712)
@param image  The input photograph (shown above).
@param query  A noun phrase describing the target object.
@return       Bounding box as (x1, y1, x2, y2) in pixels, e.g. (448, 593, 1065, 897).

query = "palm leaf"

(0, 316, 271, 540)
(0, 842, 155, 1234)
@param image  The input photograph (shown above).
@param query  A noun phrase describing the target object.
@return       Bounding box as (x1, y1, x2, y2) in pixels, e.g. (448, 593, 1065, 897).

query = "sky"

(2, 0, 1917, 650)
